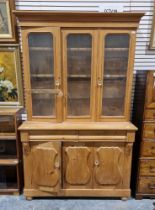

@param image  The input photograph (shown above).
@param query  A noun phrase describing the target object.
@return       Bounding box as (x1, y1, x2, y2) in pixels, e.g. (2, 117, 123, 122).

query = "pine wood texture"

(15, 11, 143, 122)
(16, 12, 142, 198)
(19, 121, 137, 131)
(136, 71, 155, 199)
(20, 126, 136, 198)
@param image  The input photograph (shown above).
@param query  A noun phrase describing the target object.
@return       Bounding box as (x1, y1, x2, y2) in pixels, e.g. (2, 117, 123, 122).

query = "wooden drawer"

(144, 109, 155, 121)
(0, 115, 15, 133)
(139, 160, 155, 176)
(141, 140, 155, 157)
(138, 177, 155, 194)
(143, 123, 155, 139)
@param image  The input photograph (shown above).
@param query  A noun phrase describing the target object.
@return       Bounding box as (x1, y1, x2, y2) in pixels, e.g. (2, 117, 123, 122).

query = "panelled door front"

(62, 30, 98, 121)
(96, 30, 136, 121)
(63, 142, 93, 189)
(63, 142, 127, 190)
(94, 143, 124, 188)
(24, 141, 61, 193)
(22, 27, 62, 121)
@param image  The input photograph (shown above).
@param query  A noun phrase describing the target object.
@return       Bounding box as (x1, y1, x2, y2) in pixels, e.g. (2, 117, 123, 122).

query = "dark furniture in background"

(0, 108, 23, 195)
(132, 71, 155, 199)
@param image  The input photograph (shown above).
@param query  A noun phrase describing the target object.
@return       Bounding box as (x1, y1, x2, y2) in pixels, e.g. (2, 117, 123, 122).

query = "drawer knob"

(94, 160, 99, 166)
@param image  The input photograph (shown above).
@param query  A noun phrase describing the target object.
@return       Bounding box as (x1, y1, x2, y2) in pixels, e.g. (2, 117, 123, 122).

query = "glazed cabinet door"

(145, 71, 155, 108)
(62, 30, 97, 121)
(63, 142, 93, 189)
(94, 143, 125, 188)
(23, 141, 61, 193)
(22, 27, 62, 121)
(97, 31, 135, 121)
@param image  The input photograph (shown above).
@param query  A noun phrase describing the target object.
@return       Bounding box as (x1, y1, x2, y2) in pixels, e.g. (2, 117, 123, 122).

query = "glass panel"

(0, 115, 14, 133)
(0, 140, 16, 159)
(67, 34, 92, 116)
(28, 33, 55, 116)
(0, 166, 17, 189)
(102, 34, 130, 116)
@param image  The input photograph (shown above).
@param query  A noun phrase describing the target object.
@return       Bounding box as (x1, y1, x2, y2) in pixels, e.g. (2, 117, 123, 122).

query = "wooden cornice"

(14, 11, 144, 23)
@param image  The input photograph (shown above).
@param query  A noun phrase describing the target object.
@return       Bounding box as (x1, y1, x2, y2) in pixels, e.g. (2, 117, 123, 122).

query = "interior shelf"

(68, 75, 91, 79)
(0, 188, 18, 192)
(32, 89, 56, 94)
(30, 74, 126, 79)
(68, 98, 90, 101)
(31, 74, 54, 78)
(67, 48, 91, 51)
(0, 159, 18, 166)
(104, 74, 126, 79)
(30, 47, 53, 51)
(0, 155, 17, 160)
(105, 48, 128, 51)
(29, 47, 128, 52)
(0, 134, 16, 139)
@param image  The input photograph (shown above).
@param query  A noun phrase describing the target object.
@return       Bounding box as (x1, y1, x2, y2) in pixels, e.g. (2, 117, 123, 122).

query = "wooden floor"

(0, 195, 154, 210)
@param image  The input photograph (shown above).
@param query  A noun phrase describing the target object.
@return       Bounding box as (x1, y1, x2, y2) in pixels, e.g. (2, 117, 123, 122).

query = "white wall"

(15, 0, 155, 72)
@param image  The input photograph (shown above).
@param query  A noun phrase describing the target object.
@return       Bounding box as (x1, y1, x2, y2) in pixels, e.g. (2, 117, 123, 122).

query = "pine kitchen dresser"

(14, 11, 144, 199)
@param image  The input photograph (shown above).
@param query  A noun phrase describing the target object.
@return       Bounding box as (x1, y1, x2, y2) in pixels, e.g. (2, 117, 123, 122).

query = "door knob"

(97, 79, 103, 87)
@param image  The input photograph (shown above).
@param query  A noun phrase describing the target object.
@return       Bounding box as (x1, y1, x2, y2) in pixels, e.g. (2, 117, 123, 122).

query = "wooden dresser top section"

(19, 121, 137, 131)
(14, 11, 144, 28)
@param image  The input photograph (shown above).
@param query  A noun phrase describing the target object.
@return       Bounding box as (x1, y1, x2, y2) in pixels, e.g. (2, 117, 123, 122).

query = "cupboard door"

(94, 143, 124, 188)
(63, 142, 93, 189)
(97, 31, 134, 120)
(62, 30, 97, 121)
(24, 142, 61, 193)
(145, 72, 155, 108)
(22, 27, 62, 120)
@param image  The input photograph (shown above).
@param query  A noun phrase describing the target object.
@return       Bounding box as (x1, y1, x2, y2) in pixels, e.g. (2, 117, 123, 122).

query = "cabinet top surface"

(14, 11, 144, 23)
(19, 121, 137, 131)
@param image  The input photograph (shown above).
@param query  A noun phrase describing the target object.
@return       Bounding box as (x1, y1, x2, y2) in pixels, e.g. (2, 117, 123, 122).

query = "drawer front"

(141, 140, 155, 157)
(0, 115, 15, 133)
(138, 177, 155, 194)
(144, 109, 155, 121)
(139, 160, 155, 176)
(143, 123, 155, 139)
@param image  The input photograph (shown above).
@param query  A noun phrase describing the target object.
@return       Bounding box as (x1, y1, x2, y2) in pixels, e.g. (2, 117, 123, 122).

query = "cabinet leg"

(26, 197, 32, 201)
(121, 197, 128, 201)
